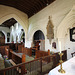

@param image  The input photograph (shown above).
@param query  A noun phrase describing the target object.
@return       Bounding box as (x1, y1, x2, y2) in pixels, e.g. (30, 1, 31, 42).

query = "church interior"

(0, 0, 75, 75)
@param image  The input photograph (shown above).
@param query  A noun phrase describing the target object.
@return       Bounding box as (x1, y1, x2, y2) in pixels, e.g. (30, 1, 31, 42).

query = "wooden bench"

(9, 50, 26, 74)
(35, 49, 50, 59)
(18, 45, 32, 56)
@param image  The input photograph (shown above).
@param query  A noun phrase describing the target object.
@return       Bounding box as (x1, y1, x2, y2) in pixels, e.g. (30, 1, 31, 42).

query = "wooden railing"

(0, 55, 56, 75)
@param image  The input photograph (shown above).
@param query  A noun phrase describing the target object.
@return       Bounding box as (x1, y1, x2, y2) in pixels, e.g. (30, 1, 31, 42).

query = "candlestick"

(59, 41, 61, 53)
(58, 53, 65, 73)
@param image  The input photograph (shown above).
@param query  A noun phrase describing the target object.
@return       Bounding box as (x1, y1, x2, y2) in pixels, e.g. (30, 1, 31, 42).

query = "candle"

(59, 41, 61, 53)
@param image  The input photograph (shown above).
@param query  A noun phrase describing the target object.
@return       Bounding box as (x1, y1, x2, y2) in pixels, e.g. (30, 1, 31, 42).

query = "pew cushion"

(4, 60, 12, 68)
(26, 56, 34, 62)
(17, 53, 34, 62)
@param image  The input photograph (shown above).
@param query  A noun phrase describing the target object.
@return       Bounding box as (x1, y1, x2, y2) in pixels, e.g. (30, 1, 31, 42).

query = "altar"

(48, 56, 75, 75)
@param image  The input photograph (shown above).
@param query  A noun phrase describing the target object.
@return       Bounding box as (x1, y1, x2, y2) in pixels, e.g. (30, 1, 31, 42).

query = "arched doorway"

(0, 31, 5, 44)
(33, 30, 45, 50)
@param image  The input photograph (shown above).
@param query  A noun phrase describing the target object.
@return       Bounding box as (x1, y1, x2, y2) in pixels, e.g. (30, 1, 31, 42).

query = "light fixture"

(46, 0, 49, 6)
(46, 3, 48, 6)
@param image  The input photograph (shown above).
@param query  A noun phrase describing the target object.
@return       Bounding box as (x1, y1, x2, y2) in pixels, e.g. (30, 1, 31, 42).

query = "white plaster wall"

(57, 6, 75, 59)
(64, 32, 75, 59)
(0, 27, 10, 43)
(28, 0, 75, 50)
(10, 23, 25, 43)
(27, 0, 75, 59)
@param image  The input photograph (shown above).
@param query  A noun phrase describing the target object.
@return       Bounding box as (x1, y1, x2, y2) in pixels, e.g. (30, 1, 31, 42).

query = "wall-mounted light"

(46, 3, 48, 6)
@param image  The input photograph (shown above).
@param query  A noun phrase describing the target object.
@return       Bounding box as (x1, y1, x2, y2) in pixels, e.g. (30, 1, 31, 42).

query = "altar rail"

(0, 55, 56, 75)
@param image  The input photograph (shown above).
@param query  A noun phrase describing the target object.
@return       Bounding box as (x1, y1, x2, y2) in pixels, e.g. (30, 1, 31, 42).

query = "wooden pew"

(18, 45, 32, 56)
(9, 50, 25, 64)
(0, 43, 23, 52)
(9, 50, 26, 74)
(35, 49, 50, 59)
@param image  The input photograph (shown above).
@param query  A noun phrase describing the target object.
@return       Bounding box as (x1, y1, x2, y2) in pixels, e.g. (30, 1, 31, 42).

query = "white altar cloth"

(48, 56, 75, 75)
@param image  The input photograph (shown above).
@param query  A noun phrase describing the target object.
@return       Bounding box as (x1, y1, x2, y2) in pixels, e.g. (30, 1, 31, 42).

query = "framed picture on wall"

(70, 27, 75, 42)
(52, 42, 56, 49)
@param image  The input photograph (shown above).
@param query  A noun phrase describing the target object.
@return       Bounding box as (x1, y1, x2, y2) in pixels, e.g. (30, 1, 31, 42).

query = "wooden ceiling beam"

(48, 0, 55, 4)
(46, 0, 50, 5)
(38, 0, 44, 8)
(1, 18, 17, 28)
(40, 0, 46, 6)
(35, 3, 42, 10)
(16, 4, 33, 16)
(30, 0, 44, 11)
(0, 0, 55, 18)
(15, 4, 33, 17)
(31, 1, 42, 10)
(24, 7, 35, 16)
(24, 0, 39, 12)
(18, 1, 38, 14)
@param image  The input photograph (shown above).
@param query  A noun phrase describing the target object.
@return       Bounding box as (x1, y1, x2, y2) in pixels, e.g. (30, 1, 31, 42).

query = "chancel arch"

(0, 5, 28, 45)
(0, 14, 27, 38)
(1, 18, 26, 44)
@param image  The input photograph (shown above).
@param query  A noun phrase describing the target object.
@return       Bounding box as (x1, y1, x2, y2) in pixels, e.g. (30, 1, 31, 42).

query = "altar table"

(48, 56, 75, 75)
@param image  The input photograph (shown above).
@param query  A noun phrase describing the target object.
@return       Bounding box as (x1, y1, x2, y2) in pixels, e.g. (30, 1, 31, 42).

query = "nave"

(0, 0, 75, 75)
